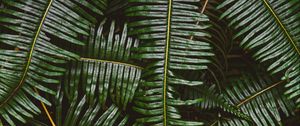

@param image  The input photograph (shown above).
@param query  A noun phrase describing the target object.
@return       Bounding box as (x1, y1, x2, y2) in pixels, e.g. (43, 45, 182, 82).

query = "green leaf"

(54, 20, 142, 126)
(220, 73, 295, 126)
(219, 0, 300, 107)
(126, 0, 214, 125)
(0, 0, 106, 125)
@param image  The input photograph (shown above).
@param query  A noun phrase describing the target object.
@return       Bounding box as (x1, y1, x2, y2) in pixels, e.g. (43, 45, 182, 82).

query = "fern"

(0, 0, 299, 125)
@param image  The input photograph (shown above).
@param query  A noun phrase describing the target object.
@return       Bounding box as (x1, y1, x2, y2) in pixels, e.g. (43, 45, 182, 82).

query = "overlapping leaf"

(215, 73, 295, 126)
(53, 20, 142, 126)
(0, 0, 106, 125)
(126, 0, 214, 125)
(183, 85, 249, 121)
(219, 0, 300, 107)
(55, 82, 131, 126)
(1, 0, 299, 125)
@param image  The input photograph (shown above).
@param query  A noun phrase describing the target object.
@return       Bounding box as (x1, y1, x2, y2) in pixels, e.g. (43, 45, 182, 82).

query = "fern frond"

(0, 0, 107, 125)
(219, 0, 300, 107)
(219, 73, 295, 126)
(126, 0, 214, 125)
(54, 20, 142, 126)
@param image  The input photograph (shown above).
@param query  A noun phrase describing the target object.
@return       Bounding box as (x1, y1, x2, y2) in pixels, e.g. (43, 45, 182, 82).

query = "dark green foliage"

(219, 0, 300, 108)
(0, 0, 299, 126)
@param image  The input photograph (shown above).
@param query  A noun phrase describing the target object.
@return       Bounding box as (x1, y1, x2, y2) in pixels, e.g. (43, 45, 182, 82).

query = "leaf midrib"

(262, 0, 300, 56)
(80, 57, 143, 69)
(0, 0, 53, 107)
(163, 0, 173, 125)
(236, 80, 283, 107)
(209, 81, 284, 126)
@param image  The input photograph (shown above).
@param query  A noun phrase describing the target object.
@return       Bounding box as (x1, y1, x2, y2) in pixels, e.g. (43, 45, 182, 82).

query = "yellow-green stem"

(0, 0, 53, 107)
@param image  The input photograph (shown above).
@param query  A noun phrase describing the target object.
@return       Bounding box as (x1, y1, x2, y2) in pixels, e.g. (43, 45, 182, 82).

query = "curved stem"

(262, 0, 300, 55)
(0, 0, 53, 107)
